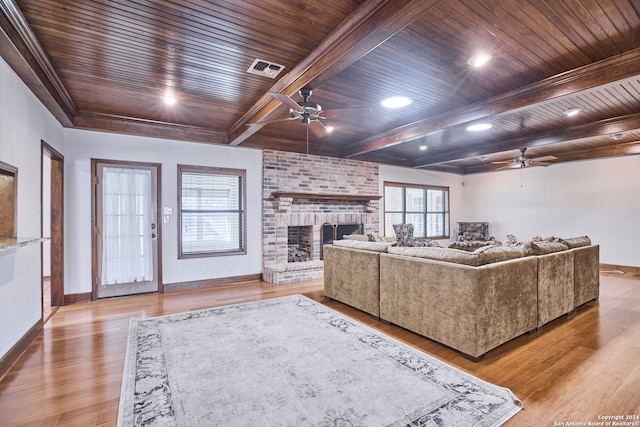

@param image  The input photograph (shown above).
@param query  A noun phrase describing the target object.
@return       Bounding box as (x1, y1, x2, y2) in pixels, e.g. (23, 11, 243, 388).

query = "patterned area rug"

(118, 295, 522, 426)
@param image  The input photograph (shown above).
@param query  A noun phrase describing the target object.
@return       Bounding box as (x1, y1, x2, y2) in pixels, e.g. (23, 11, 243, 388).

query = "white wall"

(379, 165, 465, 241)
(63, 129, 263, 295)
(461, 156, 640, 266)
(0, 56, 64, 358)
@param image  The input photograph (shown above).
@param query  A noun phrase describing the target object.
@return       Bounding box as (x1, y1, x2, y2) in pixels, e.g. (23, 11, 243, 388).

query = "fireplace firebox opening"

(288, 225, 313, 262)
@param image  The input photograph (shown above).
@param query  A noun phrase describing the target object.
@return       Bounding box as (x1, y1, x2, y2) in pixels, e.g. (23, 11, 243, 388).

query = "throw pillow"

(367, 232, 385, 242)
(505, 234, 518, 246)
(522, 241, 569, 256)
(560, 235, 591, 248)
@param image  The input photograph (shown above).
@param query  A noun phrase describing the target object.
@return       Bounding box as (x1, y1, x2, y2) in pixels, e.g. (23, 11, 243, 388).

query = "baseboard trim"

(0, 319, 43, 382)
(64, 292, 92, 305)
(164, 274, 262, 292)
(600, 263, 640, 275)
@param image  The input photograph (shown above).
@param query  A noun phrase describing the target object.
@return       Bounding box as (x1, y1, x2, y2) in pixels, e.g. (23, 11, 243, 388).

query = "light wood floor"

(1, 273, 639, 426)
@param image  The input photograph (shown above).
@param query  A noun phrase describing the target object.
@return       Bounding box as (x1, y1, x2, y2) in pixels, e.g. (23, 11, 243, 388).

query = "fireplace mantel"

(271, 192, 381, 212)
(272, 191, 381, 202)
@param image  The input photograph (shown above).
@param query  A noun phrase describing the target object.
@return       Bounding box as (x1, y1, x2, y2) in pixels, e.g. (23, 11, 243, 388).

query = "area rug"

(117, 295, 522, 426)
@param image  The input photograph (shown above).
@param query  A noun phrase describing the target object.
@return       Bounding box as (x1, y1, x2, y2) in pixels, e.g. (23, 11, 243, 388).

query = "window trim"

(383, 181, 450, 239)
(177, 164, 247, 259)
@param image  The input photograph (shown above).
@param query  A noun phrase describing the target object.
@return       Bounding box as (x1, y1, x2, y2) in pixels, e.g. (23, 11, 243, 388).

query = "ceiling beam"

(227, 0, 442, 146)
(341, 47, 640, 159)
(74, 112, 229, 145)
(415, 112, 640, 169)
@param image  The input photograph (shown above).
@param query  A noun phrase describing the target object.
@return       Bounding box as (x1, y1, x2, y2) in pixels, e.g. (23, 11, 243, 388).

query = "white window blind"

(179, 167, 245, 257)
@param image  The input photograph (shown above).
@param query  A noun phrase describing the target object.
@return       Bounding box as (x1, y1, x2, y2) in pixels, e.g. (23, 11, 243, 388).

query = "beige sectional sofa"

(323, 236, 599, 360)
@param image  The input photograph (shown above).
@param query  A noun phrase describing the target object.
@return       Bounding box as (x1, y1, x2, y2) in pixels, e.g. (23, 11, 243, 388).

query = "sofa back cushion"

(332, 239, 394, 252)
(342, 234, 369, 241)
(388, 244, 524, 266)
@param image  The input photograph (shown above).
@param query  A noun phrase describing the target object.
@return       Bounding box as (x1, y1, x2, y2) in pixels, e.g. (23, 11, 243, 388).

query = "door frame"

(41, 141, 64, 309)
(91, 158, 163, 300)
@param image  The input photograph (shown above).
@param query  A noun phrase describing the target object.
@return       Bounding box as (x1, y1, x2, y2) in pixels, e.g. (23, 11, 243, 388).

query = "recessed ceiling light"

(419, 145, 428, 151)
(467, 53, 492, 67)
(466, 123, 493, 132)
(163, 94, 176, 105)
(325, 125, 334, 134)
(563, 108, 582, 117)
(380, 96, 412, 109)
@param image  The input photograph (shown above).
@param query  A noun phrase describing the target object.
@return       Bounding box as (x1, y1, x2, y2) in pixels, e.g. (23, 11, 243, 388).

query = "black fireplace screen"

(320, 223, 363, 259)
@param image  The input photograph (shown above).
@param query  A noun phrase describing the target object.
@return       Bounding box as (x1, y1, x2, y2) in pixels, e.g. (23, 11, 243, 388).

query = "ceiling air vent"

(247, 58, 285, 78)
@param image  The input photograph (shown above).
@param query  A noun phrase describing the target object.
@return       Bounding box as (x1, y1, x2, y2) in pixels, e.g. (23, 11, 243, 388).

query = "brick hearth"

(262, 150, 380, 284)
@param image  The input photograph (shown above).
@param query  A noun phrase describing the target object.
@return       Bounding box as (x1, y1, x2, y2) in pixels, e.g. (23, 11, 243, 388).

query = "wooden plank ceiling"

(1, 0, 640, 174)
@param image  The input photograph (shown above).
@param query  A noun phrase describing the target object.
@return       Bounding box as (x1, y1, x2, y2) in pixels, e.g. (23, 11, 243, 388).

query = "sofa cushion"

(332, 239, 393, 252)
(522, 241, 569, 256)
(448, 240, 495, 252)
(342, 234, 369, 241)
(388, 244, 524, 266)
(560, 235, 591, 248)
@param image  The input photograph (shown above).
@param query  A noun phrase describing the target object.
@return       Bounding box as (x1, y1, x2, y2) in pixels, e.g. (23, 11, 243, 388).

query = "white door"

(94, 162, 159, 298)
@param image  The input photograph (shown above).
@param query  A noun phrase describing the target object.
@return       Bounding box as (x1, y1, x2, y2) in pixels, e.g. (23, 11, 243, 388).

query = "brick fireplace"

(262, 150, 380, 284)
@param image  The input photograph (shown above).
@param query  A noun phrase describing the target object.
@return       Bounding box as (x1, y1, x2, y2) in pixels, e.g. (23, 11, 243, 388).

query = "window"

(384, 182, 449, 239)
(178, 165, 246, 258)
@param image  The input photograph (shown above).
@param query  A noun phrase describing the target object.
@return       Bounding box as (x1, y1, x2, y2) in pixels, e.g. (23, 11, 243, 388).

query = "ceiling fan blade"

(529, 161, 552, 167)
(269, 92, 304, 113)
(320, 106, 371, 119)
(308, 120, 329, 138)
(495, 162, 524, 171)
(490, 160, 514, 164)
(529, 155, 557, 162)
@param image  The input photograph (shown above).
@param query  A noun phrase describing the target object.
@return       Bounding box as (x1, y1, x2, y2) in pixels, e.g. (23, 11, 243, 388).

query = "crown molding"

(0, 0, 76, 125)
